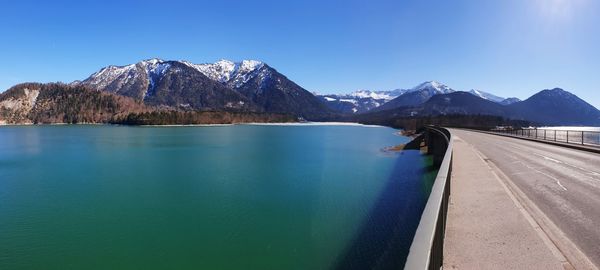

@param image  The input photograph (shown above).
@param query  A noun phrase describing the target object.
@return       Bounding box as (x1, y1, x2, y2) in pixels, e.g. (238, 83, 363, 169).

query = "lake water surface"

(0, 125, 435, 270)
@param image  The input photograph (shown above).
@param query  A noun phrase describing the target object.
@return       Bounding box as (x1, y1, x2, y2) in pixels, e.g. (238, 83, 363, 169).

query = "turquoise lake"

(0, 124, 436, 269)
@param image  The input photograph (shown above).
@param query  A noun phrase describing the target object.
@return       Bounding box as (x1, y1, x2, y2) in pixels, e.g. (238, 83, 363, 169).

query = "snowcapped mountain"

(76, 59, 330, 119)
(183, 59, 265, 88)
(500, 97, 521, 105)
(185, 59, 329, 118)
(348, 89, 406, 100)
(357, 88, 600, 126)
(374, 81, 456, 111)
(316, 89, 405, 114)
(77, 59, 253, 110)
(80, 58, 188, 101)
(467, 89, 521, 105)
(320, 81, 524, 114)
(409, 81, 455, 95)
(318, 81, 460, 114)
(317, 93, 385, 114)
(468, 89, 505, 103)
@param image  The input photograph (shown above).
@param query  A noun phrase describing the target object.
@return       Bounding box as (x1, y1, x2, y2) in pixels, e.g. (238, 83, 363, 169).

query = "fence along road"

(494, 128, 600, 147)
(449, 129, 600, 269)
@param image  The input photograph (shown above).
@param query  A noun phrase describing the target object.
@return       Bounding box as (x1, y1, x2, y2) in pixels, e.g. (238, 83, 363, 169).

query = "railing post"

(554, 130, 557, 142)
(567, 131, 569, 143)
(544, 130, 546, 140)
(582, 131, 585, 145)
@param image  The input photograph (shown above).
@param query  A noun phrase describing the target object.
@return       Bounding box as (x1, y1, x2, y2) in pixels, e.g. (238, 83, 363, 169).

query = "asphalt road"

(450, 129, 600, 268)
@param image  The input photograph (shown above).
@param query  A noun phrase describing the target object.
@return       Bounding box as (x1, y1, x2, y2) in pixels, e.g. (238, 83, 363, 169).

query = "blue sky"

(1, 0, 599, 107)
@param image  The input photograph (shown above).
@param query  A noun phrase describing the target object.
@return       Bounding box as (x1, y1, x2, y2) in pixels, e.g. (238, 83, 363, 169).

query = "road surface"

(450, 129, 600, 268)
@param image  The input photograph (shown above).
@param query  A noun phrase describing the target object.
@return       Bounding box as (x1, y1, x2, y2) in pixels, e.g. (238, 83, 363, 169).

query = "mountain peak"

(182, 59, 265, 85)
(238, 60, 265, 73)
(215, 59, 235, 64)
(211, 59, 264, 69)
(537, 87, 573, 98)
(500, 97, 521, 105)
(412, 81, 454, 94)
(140, 58, 164, 65)
(468, 89, 505, 103)
(425, 80, 443, 87)
(546, 88, 571, 96)
(417, 80, 442, 87)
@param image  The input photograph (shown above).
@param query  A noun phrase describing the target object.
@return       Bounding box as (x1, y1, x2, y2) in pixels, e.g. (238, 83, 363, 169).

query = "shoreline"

(0, 121, 389, 128)
(0, 122, 107, 127)
(240, 122, 385, 127)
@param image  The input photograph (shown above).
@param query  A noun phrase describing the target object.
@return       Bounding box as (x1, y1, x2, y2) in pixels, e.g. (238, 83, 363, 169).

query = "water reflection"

(334, 150, 436, 269)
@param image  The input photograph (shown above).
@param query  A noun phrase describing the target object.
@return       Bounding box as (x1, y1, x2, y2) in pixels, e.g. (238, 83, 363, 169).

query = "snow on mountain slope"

(318, 82, 457, 114)
(500, 97, 521, 105)
(78, 58, 330, 118)
(319, 81, 524, 114)
(317, 93, 384, 114)
(82, 58, 173, 100)
(349, 90, 402, 101)
(372, 81, 457, 112)
(409, 81, 455, 95)
(468, 89, 505, 103)
(183, 59, 265, 88)
(140, 59, 171, 98)
(317, 89, 401, 114)
(85, 63, 138, 90)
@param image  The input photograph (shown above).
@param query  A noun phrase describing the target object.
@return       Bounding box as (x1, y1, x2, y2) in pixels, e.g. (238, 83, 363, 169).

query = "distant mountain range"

(357, 88, 600, 126)
(318, 81, 521, 113)
(1, 59, 598, 126)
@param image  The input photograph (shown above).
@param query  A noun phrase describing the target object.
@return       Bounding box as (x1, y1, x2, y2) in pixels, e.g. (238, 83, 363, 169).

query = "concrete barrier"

(405, 126, 452, 270)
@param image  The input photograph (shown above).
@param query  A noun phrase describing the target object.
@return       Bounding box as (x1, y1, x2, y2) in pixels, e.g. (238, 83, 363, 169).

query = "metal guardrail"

(405, 126, 453, 270)
(492, 128, 600, 147)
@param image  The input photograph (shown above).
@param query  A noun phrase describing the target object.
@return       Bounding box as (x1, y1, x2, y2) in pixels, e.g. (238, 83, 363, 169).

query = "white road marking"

(487, 142, 568, 191)
(462, 136, 569, 191)
(486, 137, 600, 182)
(531, 152, 600, 182)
